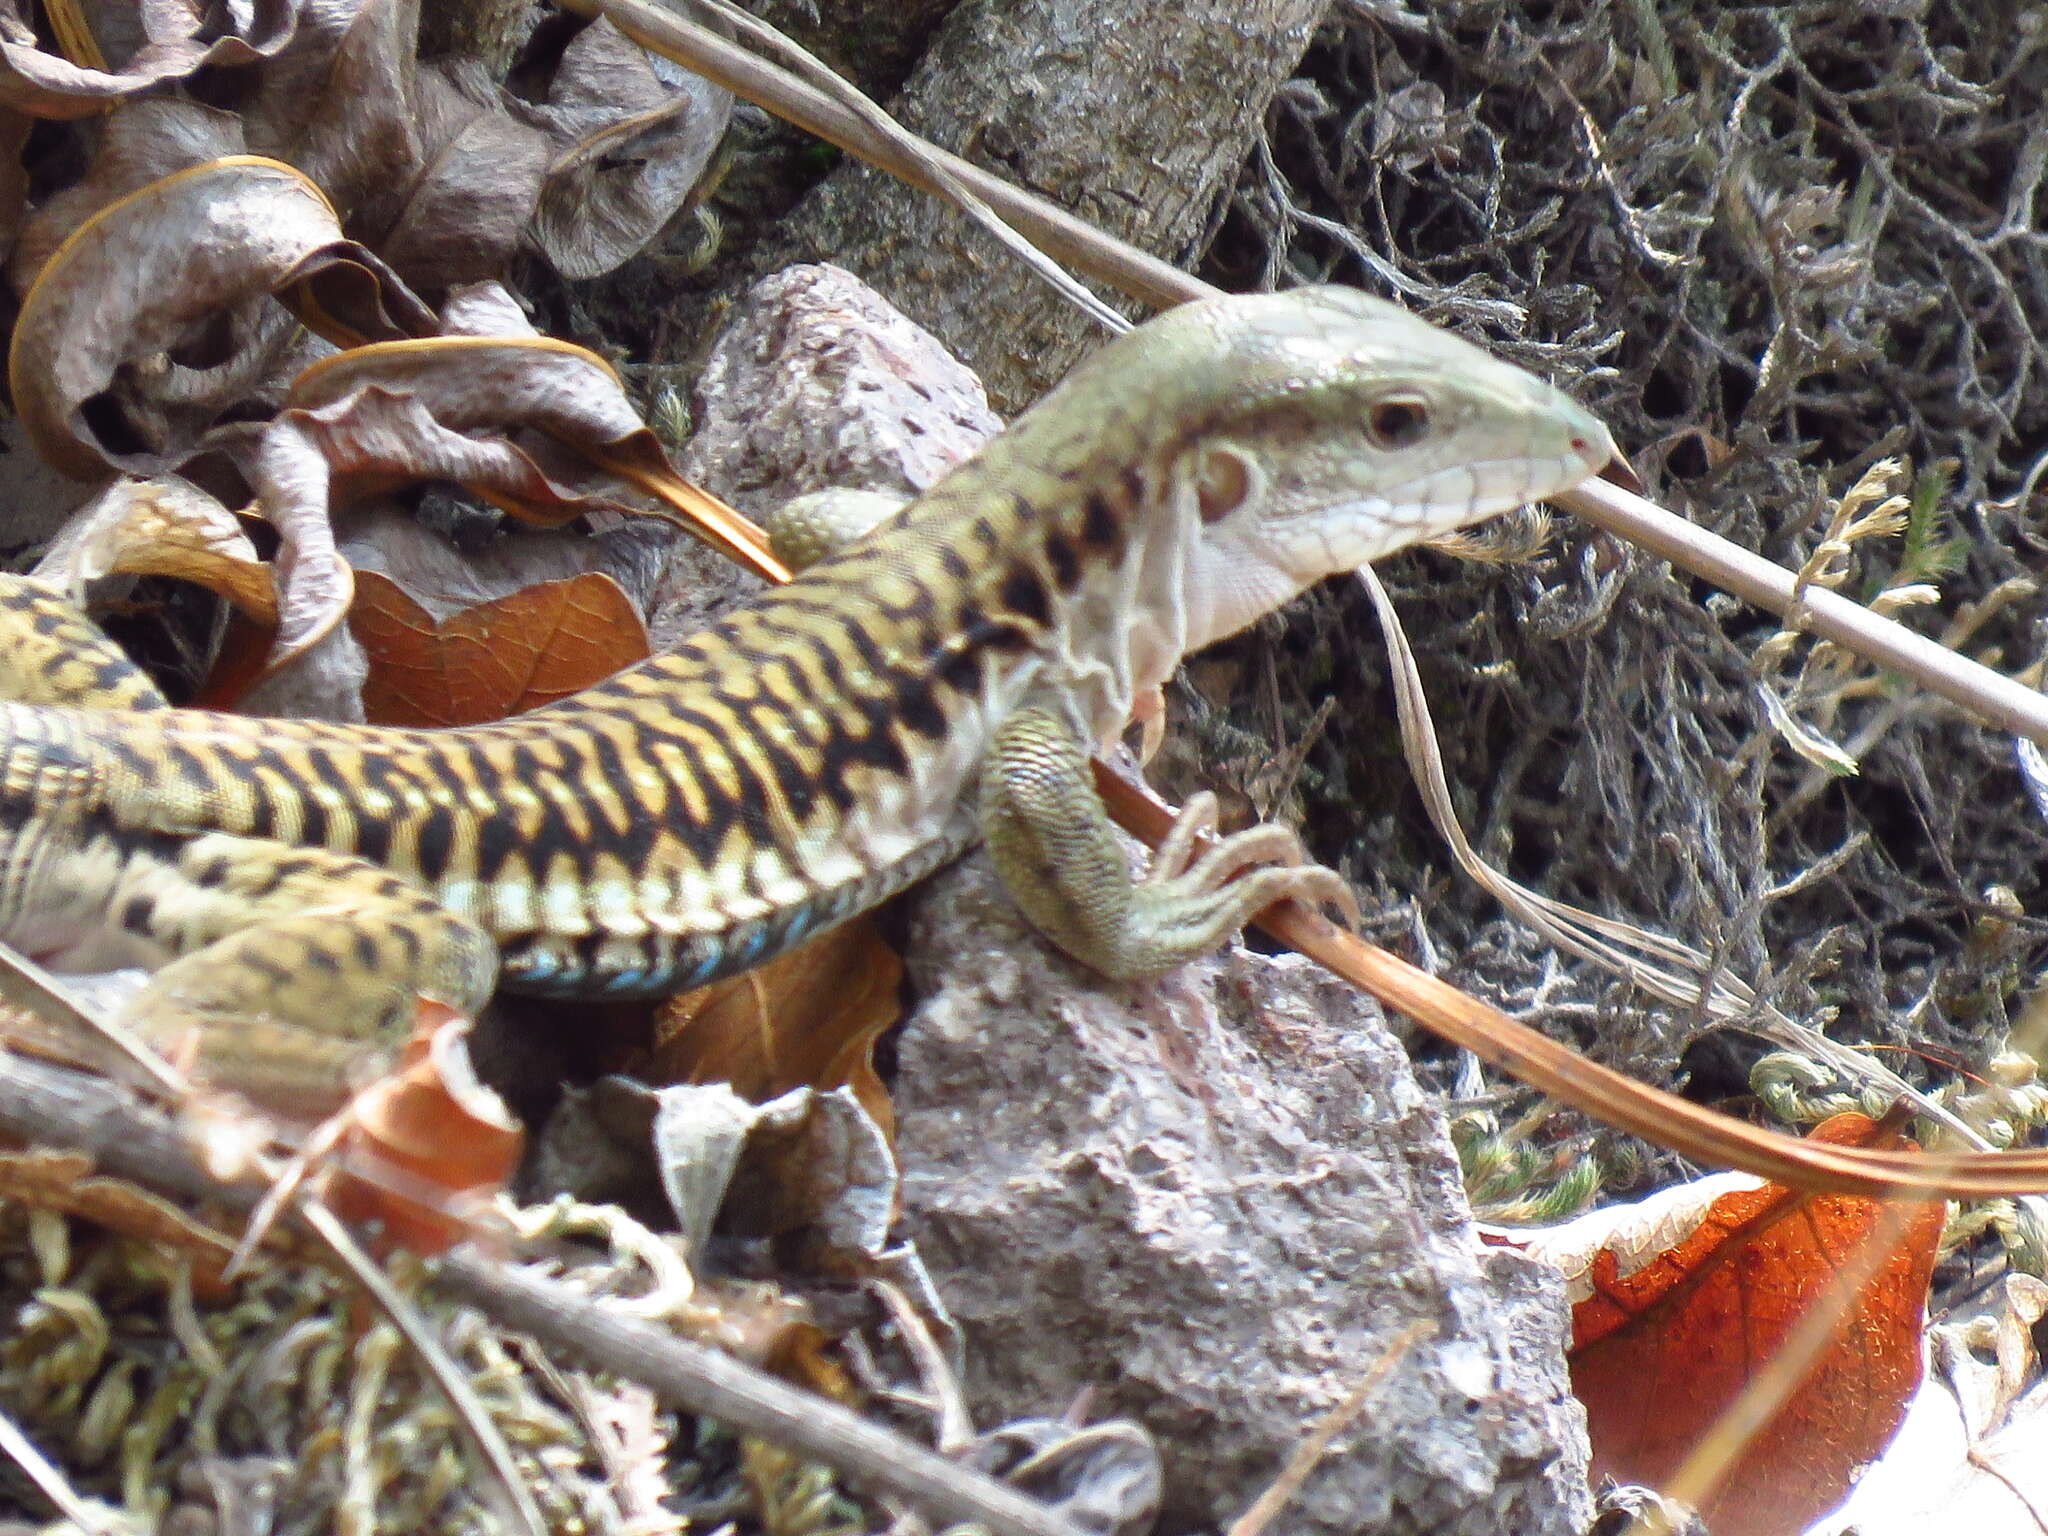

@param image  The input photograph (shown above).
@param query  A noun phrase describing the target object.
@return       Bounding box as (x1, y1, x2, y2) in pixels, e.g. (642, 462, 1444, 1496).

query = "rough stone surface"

(677, 263, 1003, 517)
(648, 263, 999, 652)
(894, 857, 1594, 1536)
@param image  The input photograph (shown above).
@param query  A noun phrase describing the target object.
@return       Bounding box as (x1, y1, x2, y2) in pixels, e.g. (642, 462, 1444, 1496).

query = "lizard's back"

(0, 455, 1104, 997)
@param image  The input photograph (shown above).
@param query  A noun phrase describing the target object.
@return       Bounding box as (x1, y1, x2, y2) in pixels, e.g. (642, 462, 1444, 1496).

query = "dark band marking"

(413, 803, 455, 882)
(1044, 530, 1080, 590)
(998, 565, 1050, 628)
(1080, 494, 1123, 555)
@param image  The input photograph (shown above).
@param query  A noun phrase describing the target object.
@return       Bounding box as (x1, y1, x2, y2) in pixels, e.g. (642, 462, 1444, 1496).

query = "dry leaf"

(281, 335, 783, 577)
(0, 1148, 239, 1280)
(1518, 1114, 1944, 1536)
(0, 0, 294, 120)
(379, 62, 554, 288)
(648, 1082, 897, 1264)
(7, 98, 246, 296)
(517, 16, 733, 280)
(198, 330, 754, 678)
(34, 473, 278, 623)
(349, 567, 649, 726)
(438, 279, 540, 339)
(652, 916, 903, 1139)
(7, 155, 435, 481)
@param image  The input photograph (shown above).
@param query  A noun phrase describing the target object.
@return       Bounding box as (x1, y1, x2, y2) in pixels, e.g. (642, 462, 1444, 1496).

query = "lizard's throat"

(1182, 546, 1312, 652)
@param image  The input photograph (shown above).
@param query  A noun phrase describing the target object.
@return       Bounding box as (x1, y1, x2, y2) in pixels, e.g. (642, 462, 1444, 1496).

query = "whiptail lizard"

(0, 288, 1613, 1113)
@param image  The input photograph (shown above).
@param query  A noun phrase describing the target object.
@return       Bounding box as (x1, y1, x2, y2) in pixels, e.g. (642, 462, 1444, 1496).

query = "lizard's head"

(1125, 287, 1617, 647)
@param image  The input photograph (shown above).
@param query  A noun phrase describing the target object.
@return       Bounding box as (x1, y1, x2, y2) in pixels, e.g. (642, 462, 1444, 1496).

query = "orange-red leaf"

(1553, 1114, 1943, 1536)
(327, 1001, 523, 1257)
(349, 567, 649, 726)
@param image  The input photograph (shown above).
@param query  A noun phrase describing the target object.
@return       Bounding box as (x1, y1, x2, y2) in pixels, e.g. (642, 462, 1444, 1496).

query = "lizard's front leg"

(979, 704, 1358, 981)
(110, 834, 497, 1117)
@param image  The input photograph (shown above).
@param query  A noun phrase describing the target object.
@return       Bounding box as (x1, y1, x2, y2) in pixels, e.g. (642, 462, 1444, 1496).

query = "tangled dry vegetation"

(1197, 2, 2048, 1139)
(2, 0, 2048, 1529)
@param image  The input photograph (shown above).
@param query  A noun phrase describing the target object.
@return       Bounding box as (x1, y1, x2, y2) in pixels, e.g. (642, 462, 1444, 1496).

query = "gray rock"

(894, 856, 1594, 1536)
(677, 262, 1002, 518)
(651, 262, 1002, 649)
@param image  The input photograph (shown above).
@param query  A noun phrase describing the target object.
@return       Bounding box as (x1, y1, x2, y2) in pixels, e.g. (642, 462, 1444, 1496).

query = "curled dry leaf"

(284, 336, 784, 578)
(0, 0, 295, 120)
(375, 61, 554, 289)
(651, 916, 904, 1139)
(7, 155, 436, 481)
(34, 473, 278, 623)
(516, 16, 734, 280)
(327, 1000, 524, 1256)
(238, 0, 503, 268)
(206, 331, 759, 677)
(7, 97, 245, 296)
(1513, 1113, 1944, 1536)
(349, 567, 649, 727)
(648, 1082, 897, 1266)
(438, 279, 540, 339)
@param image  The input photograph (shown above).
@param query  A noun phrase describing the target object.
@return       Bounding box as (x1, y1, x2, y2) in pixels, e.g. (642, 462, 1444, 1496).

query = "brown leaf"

(241, 0, 432, 239)
(1527, 1114, 1944, 1536)
(34, 473, 278, 623)
(375, 63, 554, 290)
(6, 98, 246, 297)
(349, 567, 649, 727)
(281, 335, 785, 578)
(0, 0, 294, 120)
(197, 331, 758, 677)
(517, 17, 733, 280)
(651, 918, 903, 1139)
(7, 155, 436, 481)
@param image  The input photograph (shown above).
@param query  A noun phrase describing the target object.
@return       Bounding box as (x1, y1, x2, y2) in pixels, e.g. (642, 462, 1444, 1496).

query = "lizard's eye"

(1365, 396, 1431, 450)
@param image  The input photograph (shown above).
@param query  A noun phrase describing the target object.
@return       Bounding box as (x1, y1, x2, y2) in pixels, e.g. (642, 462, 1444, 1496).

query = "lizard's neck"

(821, 412, 1207, 751)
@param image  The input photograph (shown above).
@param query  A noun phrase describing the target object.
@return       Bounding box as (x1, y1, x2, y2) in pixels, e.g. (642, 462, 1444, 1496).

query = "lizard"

(0, 287, 1614, 1114)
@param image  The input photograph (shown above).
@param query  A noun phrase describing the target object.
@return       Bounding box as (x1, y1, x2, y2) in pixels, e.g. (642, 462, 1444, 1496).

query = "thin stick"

(0, 1053, 1085, 1536)
(1227, 1321, 1432, 1536)
(1558, 475, 2048, 747)
(433, 1255, 1084, 1536)
(555, 0, 1206, 313)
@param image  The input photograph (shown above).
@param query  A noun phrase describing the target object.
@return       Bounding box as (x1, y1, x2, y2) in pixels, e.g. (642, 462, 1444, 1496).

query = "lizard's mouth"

(1306, 445, 1610, 569)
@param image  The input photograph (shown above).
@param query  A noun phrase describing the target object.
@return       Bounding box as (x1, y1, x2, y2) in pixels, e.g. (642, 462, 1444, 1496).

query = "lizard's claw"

(1129, 796, 1362, 963)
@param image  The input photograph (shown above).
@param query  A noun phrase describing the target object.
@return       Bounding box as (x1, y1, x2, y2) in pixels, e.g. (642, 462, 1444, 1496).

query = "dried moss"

(1191, 1, 2048, 1138)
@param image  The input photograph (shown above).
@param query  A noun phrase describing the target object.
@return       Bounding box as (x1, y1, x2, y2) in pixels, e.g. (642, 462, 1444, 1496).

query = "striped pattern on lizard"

(0, 288, 1614, 1112)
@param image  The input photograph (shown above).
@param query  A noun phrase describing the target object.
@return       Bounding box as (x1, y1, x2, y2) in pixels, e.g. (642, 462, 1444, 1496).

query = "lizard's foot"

(982, 705, 1360, 983)
(1113, 791, 1359, 974)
